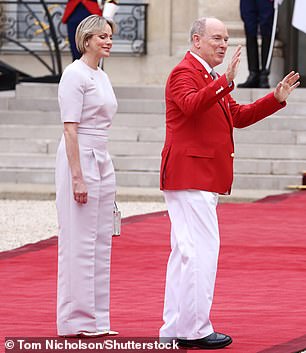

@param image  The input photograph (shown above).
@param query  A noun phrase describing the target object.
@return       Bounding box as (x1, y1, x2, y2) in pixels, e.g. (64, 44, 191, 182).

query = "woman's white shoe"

(78, 330, 119, 338)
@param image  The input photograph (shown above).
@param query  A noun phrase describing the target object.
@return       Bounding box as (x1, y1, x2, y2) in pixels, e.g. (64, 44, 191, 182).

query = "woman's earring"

(85, 42, 89, 47)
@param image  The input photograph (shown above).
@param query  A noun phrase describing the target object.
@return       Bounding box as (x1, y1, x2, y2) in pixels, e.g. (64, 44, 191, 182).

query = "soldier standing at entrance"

(238, 0, 274, 88)
(62, 0, 118, 60)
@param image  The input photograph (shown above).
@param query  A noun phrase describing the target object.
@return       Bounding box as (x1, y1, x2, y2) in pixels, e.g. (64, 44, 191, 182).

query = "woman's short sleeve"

(58, 66, 84, 123)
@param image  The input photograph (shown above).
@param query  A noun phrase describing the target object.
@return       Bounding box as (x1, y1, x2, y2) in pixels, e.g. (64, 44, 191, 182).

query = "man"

(237, 0, 274, 88)
(159, 17, 299, 350)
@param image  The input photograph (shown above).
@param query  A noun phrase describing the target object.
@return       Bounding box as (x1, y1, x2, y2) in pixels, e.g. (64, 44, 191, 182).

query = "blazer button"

(231, 152, 235, 158)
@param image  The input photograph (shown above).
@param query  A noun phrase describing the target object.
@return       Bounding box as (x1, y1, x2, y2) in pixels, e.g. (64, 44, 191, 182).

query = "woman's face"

(86, 23, 113, 58)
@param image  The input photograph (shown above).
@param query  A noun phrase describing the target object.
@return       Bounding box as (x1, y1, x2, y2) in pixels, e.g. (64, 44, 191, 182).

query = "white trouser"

(160, 190, 220, 340)
(56, 134, 116, 336)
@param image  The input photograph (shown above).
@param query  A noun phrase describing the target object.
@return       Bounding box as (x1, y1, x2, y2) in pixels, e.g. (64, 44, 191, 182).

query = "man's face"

(193, 19, 229, 68)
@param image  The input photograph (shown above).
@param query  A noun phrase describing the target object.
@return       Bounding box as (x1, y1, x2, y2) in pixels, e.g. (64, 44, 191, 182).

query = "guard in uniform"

(62, 0, 102, 60)
(238, 0, 274, 88)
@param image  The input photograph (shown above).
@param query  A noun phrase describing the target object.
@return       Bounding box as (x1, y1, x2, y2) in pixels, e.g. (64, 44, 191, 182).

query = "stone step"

(3, 84, 306, 112)
(13, 83, 306, 103)
(2, 152, 306, 178)
(0, 111, 166, 127)
(1, 153, 305, 176)
(233, 102, 306, 116)
(234, 130, 298, 145)
(109, 141, 164, 156)
(15, 83, 166, 100)
(44, 139, 165, 155)
(0, 165, 302, 189)
(16, 83, 58, 99)
(232, 88, 306, 103)
(0, 153, 55, 169)
(0, 124, 306, 145)
(41, 140, 163, 156)
(0, 182, 295, 202)
(117, 99, 165, 114)
(113, 156, 160, 171)
(114, 86, 165, 100)
(2, 137, 306, 160)
(115, 171, 159, 187)
(0, 125, 160, 142)
(273, 103, 306, 116)
(0, 139, 50, 153)
(0, 125, 165, 142)
(0, 112, 305, 135)
(0, 168, 55, 184)
(0, 111, 60, 124)
(234, 159, 306, 175)
(7, 97, 60, 112)
(0, 82, 305, 191)
(1, 111, 306, 133)
(5, 97, 166, 114)
(1, 139, 305, 177)
(237, 129, 306, 145)
(0, 168, 160, 186)
(250, 88, 306, 103)
(131, 128, 306, 144)
(0, 154, 161, 171)
(238, 115, 306, 131)
(235, 143, 306, 159)
(0, 98, 9, 110)
(3, 97, 306, 117)
(0, 110, 306, 136)
(233, 174, 301, 190)
(0, 125, 62, 139)
(115, 114, 166, 128)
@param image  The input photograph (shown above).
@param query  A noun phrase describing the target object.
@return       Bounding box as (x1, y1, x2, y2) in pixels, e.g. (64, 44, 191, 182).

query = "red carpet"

(1, 191, 306, 353)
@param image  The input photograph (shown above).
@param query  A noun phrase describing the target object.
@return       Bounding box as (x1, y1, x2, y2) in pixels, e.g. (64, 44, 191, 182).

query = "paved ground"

(0, 186, 292, 252)
(0, 200, 167, 252)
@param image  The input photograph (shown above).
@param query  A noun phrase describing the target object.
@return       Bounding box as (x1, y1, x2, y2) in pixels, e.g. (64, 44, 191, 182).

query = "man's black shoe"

(177, 332, 232, 349)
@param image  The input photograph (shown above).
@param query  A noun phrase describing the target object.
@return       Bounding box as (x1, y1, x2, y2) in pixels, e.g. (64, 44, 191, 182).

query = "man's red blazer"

(62, 0, 102, 24)
(160, 51, 285, 194)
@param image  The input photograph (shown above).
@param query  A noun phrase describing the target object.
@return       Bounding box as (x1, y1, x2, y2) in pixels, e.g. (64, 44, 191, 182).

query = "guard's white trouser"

(160, 190, 220, 340)
(56, 134, 115, 336)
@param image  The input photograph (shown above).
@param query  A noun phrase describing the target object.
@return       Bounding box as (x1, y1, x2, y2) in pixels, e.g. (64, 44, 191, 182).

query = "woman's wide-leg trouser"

(56, 134, 115, 336)
(160, 190, 220, 340)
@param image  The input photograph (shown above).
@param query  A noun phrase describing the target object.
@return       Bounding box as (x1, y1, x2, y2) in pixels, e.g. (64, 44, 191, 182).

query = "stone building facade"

(0, 0, 284, 87)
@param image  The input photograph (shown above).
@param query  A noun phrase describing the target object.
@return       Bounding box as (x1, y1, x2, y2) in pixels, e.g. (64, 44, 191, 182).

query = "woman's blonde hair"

(75, 15, 115, 54)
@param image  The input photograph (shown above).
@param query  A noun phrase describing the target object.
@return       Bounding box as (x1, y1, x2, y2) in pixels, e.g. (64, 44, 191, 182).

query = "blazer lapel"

(185, 52, 233, 128)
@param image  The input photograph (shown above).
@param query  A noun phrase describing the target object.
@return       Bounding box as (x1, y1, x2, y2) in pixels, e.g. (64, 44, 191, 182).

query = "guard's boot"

(237, 71, 260, 88)
(258, 36, 272, 88)
(258, 70, 270, 88)
(238, 35, 260, 88)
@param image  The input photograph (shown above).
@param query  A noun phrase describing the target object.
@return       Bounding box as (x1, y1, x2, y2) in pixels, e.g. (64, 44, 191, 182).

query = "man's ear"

(192, 34, 201, 49)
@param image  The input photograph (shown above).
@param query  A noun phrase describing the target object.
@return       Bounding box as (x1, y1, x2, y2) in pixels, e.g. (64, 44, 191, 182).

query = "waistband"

(77, 127, 108, 138)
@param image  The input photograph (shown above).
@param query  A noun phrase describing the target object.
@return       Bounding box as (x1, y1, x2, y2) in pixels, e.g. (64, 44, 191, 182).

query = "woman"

(56, 15, 118, 337)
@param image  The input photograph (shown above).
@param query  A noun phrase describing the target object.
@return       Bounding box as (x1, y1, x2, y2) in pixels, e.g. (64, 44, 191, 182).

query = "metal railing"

(0, 1, 148, 78)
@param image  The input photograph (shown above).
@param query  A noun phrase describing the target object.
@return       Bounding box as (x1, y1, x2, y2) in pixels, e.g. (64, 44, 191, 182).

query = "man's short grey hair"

(189, 17, 207, 43)
(189, 17, 219, 43)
